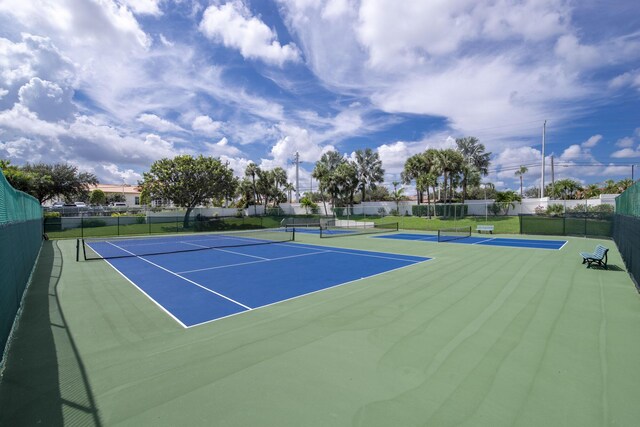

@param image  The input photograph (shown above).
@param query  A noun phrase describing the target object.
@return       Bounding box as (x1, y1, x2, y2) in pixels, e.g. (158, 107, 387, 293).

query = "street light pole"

(484, 183, 488, 222)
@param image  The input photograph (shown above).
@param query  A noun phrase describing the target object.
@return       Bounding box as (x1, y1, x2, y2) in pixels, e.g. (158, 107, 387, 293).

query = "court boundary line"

(97, 241, 434, 328)
(176, 249, 332, 274)
(274, 242, 431, 263)
(104, 259, 189, 328)
(373, 233, 567, 251)
(105, 241, 252, 311)
(186, 256, 434, 328)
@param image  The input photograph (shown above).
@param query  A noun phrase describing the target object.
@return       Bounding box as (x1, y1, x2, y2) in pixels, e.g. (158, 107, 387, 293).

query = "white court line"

(472, 237, 496, 245)
(273, 242, 428, 263)
(186, 257, 434, 328)
(177, 250, 332, 274)
(182, 241, 269, 261)
(105, 241, 252, 310)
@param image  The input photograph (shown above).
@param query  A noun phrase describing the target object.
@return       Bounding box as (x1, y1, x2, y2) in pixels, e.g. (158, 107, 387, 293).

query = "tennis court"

(375, 232, 567, 250)
(81, 231, 431, 327)
(2, 229, 640, 426)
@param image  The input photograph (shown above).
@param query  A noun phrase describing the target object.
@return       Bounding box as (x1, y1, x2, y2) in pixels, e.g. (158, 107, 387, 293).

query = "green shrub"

(488, 203, 502, 216)
(82, 219, 107, 228)
(44, 211, 61, 218)
(546, 204, 564, 216)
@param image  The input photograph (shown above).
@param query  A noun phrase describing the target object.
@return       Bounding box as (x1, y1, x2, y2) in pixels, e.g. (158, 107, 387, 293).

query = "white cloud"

(136, 113, 184, 132)
(199, 1, 300, 66)
(581, 134, 602, 148)
(121, 0, 163, 17)
(610, 70, 640, 91)
(192, 115, 223, 135)
(18, 77, 75, 121)
(0, 104, 65, 137)
(616, 136, 634, 148)
(203, 137, 242, 157)
(611, 148, 640, 158)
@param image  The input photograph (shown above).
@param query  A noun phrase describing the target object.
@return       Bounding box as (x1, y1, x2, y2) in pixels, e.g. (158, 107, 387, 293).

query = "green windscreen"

(616, 181, 640, 217)
(613, 181, 640, 288)
(0, 172, 43, 363)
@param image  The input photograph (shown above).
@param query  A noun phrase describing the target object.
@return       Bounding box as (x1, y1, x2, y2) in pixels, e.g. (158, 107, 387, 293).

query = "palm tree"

(354, 148, 385, 202)
(402, 153, 429, 204)
(616, 178, 634, 192)
(495, 190, 522, 215)
(554, 179, 582, 200)
(314, 151, 346, 210)
(514, 166, 528, 197)
(245, 163, 259, 215)
(335, 161, 359, 209)
(583, 184, 601, 199)
(435, 148, 464, 204)
(603, 179, 618, 194)
(456, 137, 491, 202)
(390, 181, 406, 214)
(283, 182, 295, 203)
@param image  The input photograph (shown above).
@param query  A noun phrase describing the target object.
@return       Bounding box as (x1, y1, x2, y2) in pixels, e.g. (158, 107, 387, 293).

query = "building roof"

(88, 184, 141, 195)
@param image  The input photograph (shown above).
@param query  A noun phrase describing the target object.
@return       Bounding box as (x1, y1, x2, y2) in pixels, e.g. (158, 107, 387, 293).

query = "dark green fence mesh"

(616, 181, 639, 217)
(613, 181, 640, 288)
(0, 173, 43, 363)
(519, 214, 613, 238)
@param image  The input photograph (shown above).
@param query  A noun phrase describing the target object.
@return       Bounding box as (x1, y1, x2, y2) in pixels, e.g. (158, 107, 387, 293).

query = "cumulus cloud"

(136, 114, 184, 132)
(203, 137, 242, 157)
(192, 115, 223, 135)
(18, 77, 76, 121)
(199, 0, 300, 66)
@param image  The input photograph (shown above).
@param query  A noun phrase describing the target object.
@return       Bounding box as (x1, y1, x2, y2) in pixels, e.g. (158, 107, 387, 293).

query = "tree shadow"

(0, 240, 102, 426)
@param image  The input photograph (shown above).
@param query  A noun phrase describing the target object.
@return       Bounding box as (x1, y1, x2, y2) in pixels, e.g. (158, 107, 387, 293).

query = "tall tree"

(455, 137, 491, 202)
(514, 165, 528, 197)
(354, 148, 385, 202)
(10, 162, 98, 204)
(139, 155, 235, 228)
(313, 151, 347, 210)
(283, 182, 295, 203)
(390, 181, 406, 214)
(335, 161, 359, 208)
(435, 149, 464, 204)
(244, 163, 260, 214)
(402, 153, 428, 204)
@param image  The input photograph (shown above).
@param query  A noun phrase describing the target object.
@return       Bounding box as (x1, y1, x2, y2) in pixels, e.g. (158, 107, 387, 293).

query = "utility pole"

(293, 151, 300, 202)
(632, 164, 635, 181)
(541, 120, 546, 198)
(550, 155, 555, 196)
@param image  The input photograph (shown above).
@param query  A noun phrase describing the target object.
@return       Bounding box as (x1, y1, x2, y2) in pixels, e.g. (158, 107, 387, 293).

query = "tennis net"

(78, 228, 294, 261)
(319, 221, 398, 238)
(437, 226, 472, 242)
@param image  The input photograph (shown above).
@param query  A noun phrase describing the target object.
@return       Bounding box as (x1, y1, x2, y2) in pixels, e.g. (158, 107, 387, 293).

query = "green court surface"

(1, 232, 640, 426)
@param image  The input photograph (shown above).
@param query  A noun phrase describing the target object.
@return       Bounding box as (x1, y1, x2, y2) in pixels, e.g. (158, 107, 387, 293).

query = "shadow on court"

(0, 240, 102, 427)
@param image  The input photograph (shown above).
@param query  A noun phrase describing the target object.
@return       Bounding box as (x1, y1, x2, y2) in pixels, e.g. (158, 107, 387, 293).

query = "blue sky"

(0, 0, 639, 195)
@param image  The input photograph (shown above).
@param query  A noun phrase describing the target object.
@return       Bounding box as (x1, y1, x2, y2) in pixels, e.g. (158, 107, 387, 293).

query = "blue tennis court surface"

(374, 233, 567, 250)
(94, 240, 431, 327)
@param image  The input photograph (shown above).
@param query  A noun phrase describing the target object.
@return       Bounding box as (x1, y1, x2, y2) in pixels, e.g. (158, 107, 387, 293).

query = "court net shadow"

(0, 240, 102, 426)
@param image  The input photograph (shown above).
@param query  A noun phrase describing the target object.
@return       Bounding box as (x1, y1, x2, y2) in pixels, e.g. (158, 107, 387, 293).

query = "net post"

(81, 238, 87, 261)
(76, 238, 80, 262)
(292, 227, 295, 241)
